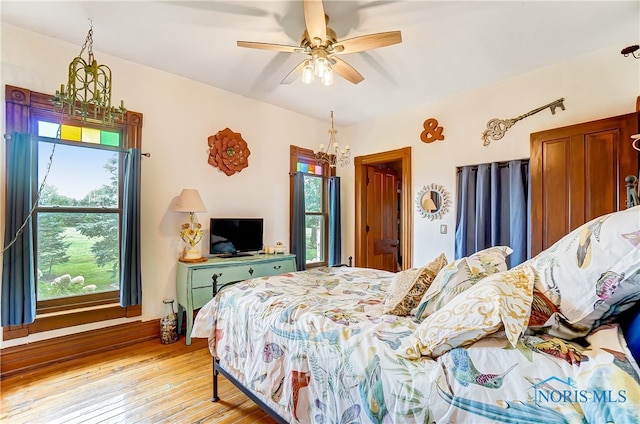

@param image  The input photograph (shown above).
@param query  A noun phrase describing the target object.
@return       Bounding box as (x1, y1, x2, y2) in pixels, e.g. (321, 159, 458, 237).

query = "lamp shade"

(172, 189, 207, 213)
(422, 197, 437, 212)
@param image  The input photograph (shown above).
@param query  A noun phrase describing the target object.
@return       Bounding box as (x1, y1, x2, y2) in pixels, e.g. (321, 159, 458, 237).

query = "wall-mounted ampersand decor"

(420, 118, 445, 143)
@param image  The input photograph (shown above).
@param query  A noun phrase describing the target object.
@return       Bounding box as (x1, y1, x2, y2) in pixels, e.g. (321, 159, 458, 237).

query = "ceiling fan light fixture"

(312, 49, 329, 77)
(236, 0, 402, 86)
(321, 66, 334, 86)
(302, 60, 315, 84)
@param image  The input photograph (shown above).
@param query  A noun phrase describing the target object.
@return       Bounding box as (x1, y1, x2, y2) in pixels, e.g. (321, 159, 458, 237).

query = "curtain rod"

(289, 171, 334, 179)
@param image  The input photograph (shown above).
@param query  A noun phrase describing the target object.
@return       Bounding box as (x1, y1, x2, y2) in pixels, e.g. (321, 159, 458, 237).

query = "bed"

(192, 205, 640, 423)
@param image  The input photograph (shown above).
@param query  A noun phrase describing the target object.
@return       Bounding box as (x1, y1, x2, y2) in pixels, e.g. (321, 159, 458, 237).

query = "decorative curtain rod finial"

(621, 44, 640, 59)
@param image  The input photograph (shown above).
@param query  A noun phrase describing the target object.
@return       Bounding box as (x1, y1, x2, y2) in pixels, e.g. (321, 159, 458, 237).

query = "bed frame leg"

(212, 358, 220, 402)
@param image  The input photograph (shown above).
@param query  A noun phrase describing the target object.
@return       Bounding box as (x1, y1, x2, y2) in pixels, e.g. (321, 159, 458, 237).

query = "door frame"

(354, 147, 412, 270)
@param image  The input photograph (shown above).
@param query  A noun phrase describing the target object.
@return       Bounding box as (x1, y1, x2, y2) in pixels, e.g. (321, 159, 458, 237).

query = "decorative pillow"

(527, 205, 640, 338)
(399, 264, 535, 359)
(413, 245, 513, 321)
(383, 253, 447, 316)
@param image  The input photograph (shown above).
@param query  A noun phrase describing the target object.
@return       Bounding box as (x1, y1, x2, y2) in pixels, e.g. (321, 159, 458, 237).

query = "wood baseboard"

(0, 320, 159, 379)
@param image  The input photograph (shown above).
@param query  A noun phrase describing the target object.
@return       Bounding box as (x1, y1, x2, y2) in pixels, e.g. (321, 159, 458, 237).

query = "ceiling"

(2, 1, 639, 126)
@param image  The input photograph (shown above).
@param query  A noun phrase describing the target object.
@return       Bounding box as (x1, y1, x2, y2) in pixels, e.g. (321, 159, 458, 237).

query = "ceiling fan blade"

(237, 41, 300, 53)
(304, 0, 327, 46)
(333, 31, 402, 54)
(331, 57, 364, 84)
(281, 61, 306, 84)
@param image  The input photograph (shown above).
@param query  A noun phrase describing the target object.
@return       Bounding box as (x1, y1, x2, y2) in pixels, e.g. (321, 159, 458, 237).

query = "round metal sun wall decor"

(415, 183, 451, 221)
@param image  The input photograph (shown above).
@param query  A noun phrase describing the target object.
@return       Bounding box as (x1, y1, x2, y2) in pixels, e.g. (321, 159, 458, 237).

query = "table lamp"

(171, 189, 207, 261)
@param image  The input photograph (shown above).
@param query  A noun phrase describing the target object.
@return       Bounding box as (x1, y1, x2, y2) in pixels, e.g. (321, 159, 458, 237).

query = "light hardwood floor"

(1, 337, 278, 424)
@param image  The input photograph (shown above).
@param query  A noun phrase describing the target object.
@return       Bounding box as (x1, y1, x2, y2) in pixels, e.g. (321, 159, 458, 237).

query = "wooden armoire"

(530, 111, 640, 256)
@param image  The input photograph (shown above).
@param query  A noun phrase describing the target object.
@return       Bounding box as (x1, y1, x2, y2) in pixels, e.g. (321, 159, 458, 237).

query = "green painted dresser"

(176, 254, 297, 344)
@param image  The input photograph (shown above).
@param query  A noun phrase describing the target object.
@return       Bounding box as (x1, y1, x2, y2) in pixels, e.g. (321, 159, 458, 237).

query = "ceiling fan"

(236, 0, 402, 85)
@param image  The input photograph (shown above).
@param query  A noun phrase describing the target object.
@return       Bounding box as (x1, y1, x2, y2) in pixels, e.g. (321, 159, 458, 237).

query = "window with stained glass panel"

(34, 119, 123, 303)
(290, 146, 334, 267)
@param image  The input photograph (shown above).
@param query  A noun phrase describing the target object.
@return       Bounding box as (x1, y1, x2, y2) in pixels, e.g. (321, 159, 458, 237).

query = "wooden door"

(365, 166, 399, 271)
(354, 147, 412, 271)
(530, 112, 639, 255)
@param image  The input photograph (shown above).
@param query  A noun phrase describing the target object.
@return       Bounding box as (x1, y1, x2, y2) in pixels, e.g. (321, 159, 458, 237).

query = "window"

(290, 146, 334, 268)
(35, 119, 123, 307)
(3, 85, 143, 339)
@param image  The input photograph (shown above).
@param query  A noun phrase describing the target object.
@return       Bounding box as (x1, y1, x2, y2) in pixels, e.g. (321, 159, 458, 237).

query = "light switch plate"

(440, 224, 447, 234)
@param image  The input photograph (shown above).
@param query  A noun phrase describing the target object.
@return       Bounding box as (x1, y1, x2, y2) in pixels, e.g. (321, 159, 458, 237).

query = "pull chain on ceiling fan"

(236, 0, 402, 85)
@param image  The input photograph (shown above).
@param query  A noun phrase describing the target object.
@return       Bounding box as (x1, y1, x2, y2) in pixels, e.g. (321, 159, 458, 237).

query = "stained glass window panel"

(38, 121, 60, 138)
(101, 130, 120, 147)
(81, 127, 101, 144)
(61, 124, 81, 141)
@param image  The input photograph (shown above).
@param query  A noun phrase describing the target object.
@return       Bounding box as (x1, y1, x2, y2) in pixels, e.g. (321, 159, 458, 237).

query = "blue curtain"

(455, 159, 529, 267)
(120, 149, 142, 306)
(1, 133, 36, 326)
(291, 172, 306, 271)
(328, 176, 342, 266)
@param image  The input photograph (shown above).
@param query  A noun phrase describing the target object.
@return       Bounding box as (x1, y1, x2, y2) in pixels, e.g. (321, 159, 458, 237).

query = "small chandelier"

(621, 44, 640, 59)
(301, 49, 334, 86)
(315, 111, 350, 168)
(53, 20, 126, 124)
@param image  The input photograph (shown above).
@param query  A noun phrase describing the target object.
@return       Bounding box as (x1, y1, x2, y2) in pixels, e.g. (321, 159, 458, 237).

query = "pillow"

(383, 253, 447, 316)
(398, 264, 535, 359)
(413, 245, 513, 321)
(527, 205, 640, 338)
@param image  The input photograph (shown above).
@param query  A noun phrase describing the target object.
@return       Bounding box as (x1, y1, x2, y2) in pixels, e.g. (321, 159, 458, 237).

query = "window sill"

(2, 303, 141, 341)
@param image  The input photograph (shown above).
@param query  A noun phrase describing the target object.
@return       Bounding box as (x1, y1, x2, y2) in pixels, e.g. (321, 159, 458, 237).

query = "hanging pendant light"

(52, 20, 126, 124)
(315, 111, 350, 168)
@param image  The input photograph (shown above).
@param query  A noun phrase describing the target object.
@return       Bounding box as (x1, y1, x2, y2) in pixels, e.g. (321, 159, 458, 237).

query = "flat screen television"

(209, 218, 263, 257)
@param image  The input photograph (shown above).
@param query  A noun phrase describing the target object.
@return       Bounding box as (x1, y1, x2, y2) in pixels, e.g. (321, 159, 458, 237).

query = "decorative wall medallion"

(416, 183, 451, 221)
(420, 118, 445, 143)
(207, 128, 251, 176)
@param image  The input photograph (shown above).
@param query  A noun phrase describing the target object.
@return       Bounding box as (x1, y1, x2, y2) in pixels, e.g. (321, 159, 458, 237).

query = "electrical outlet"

(440, 224, 447, 234)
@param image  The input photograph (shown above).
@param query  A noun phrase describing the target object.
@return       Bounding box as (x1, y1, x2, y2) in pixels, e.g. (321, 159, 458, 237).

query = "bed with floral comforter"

(192, 206, 640, 423)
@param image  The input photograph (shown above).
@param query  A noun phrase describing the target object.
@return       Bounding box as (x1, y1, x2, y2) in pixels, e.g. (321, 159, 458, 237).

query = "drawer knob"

(273, 265, 281, 270)
(248, 267, 254, 276)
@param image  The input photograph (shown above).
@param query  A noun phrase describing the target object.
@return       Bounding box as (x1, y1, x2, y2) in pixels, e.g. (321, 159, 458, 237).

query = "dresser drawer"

(191, 286, 214, 310)
(214, 265, 258, 285)
(190, 268, 216, 289)
(251, 258, 296, 277)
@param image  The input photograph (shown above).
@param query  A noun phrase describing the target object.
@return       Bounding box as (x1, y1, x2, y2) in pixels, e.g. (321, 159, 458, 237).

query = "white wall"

(1, 24, 639, 348)
(0, 24, 328, 348)
(340, 46, 640, 267)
